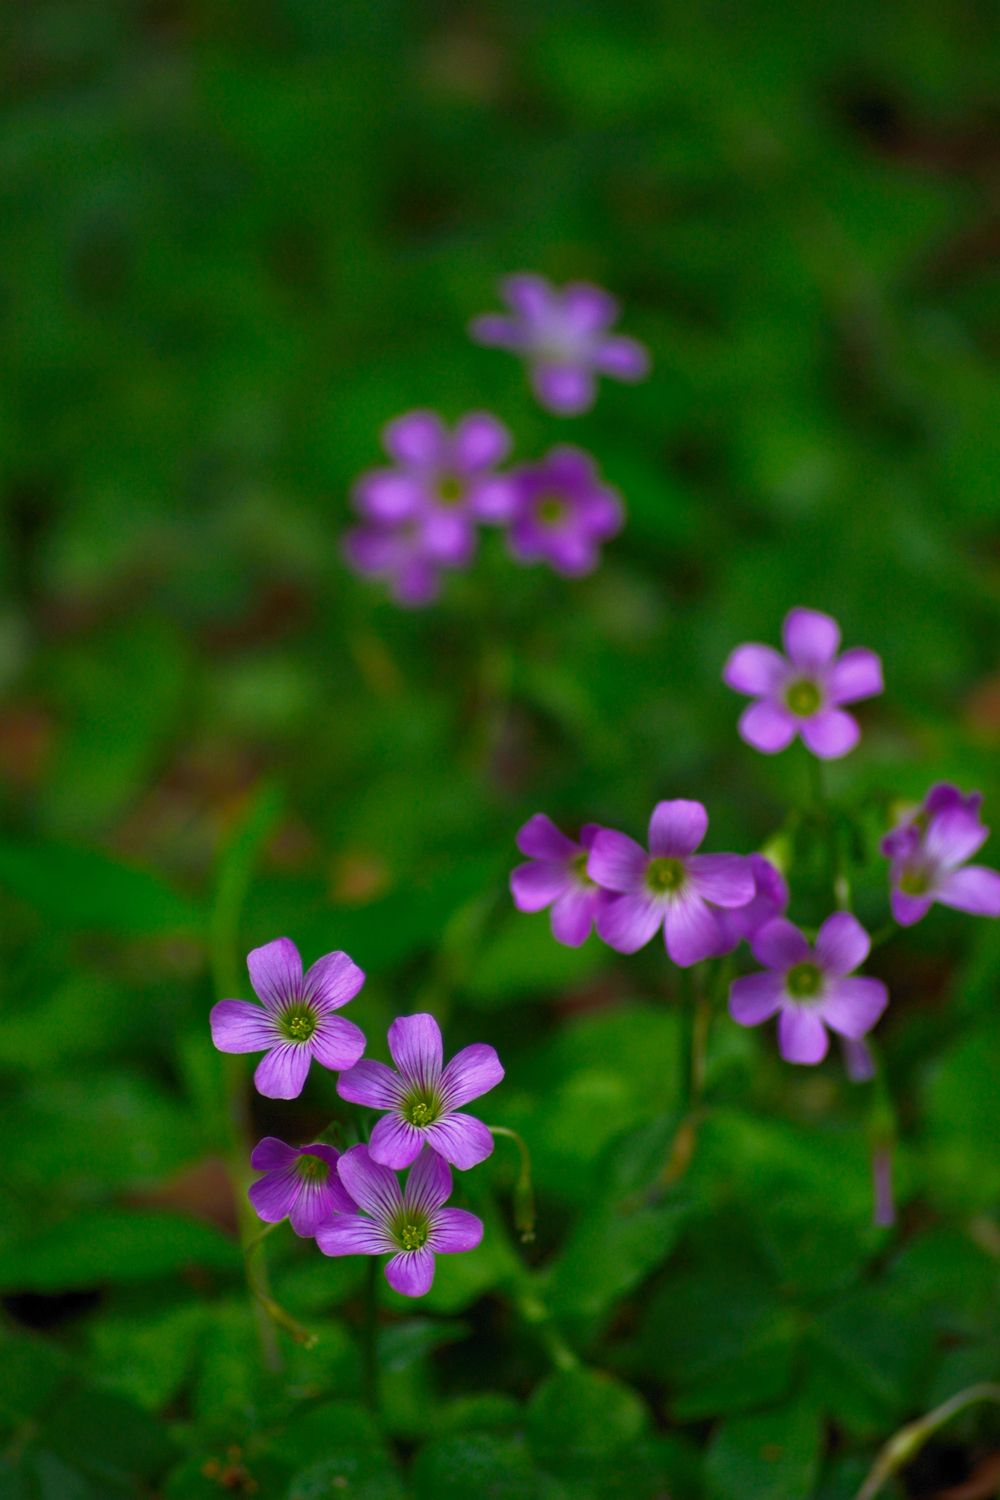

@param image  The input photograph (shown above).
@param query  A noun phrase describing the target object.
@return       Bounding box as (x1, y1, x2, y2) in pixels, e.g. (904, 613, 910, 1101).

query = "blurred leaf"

(464, 912, 608, 1006)
(0, 1209, 238, 1292)
(411, 1433, 536, 1500)
(377, 1318, 471, 1373)
(528, 1367, 647, 1476)
(88, 1303, 208, 1411)
(923, 1019, 1000, 1212)
(0, 1331, 71, 1422)
(0, 840, 204, 935)
(705, 1398, 823, 1500)
(44, 1387, 176, 1492)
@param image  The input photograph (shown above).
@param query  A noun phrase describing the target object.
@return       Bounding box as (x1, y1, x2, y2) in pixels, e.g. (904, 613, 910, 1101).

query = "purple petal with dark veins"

(315, 1214, 395, 1257)
(337, 1145, 403, 1226)
(247, 938, 303, 1012)
(254, 1043, 312, 1100)
(549, 886, 599, 946)
(304, 950, 366, 1012)
(386, 1247, 436, 1297)
(430, 1207, 484, 1253)
(337, 1059, 406, 1110)
(388, 1013, 443, 1092)
(422, 1113, 495, 1170)
(210, 1000, 276, 1054)
(925, 806, 990, 871)
(587, 830, 649, 893)
(248, 1165, 300, 1223)
(310, 1014, 366, 1072)
(404, 1146, 452, 1216)
(250, 1137, 299, 1172)
(439, 1043, 504, 1110)
(687, 853, 754, 908)
(368, 1113, 426, 1171)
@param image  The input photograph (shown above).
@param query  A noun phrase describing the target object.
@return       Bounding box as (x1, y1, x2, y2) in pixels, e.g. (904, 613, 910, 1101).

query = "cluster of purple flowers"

(211, 939, 503, 1296)
(512, 607, 1000, 1068)
(343, 274, 649, 605)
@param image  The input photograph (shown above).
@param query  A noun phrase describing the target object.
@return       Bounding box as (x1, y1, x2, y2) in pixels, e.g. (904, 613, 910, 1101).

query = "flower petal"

(304, 950, 366, 1012)
(250, 1136, 299, 1172)
(587, 829, 649, 892)
(337, 1059, 405, 1110)
(648, 799, 708, 858)
(827, 648, 883, 705)
(467, 313, 522, 349)
(550, 886, 600, 946)
(515, 813, 580, 861)
(738, 699, 798, 754)
(248, 1164, 300, 1223)
(593, 335, 650, 380)
(531, 363, 596, 416)
(751, 918, 811, 970)
(926, 783, 981, 820)
(563, 281, 619, 333)
(404, 1146, 452, 1215)
(595, 890, 663, 953)
(468, 474, 520, 524)
(937, 865, 1000, 917)
(782, 607, 841, 670)
(383, 410, 447, 467)
(429, 1207, 484, 1254)
(210, 1000, 276, 1054)
(729, 971, 786, 1026)
(799, 709, 860, 760)
(310, 1014, 367, 1072)
(247, 938, 303, 1012)
(503, 272, 553, 322)
(337, 1145, 403, 1224)
(315, 1214, 395, 1257)
(290, 1171, 348, 1238)
(819, 977, 889, 1038)
(727, 855, 789, 939)
(510, 860, 572, 912)
(814, 911, 870, 977)
(422, 1112, 495, 1170)
(440, 1044, 504, 1110)
(687, 853, 754, 908)
(391, 559, 441, 607)
(842, 1036, 876, 1082)
(353, 470, 424, 524)
(385, 1247, 435, 1297)
(778, 1007, 829, 1064)
(723, 643, 788, 697)
(663, 891, 723, 967)
(388, 1014, 443, 1092)
(368, 1113, 426, 1170)
(925, 806, 990, 870)
(891, 888, 934, 927)
(452, 412, 511, 471)
(254, 1043, 312, 1100)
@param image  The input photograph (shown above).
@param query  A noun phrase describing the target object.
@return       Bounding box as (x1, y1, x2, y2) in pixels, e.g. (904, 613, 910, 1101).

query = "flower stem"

(488, 1127, 536, 1242)
(853, 1384, 1000, 1500)
(243, 1225, 318, 1348)
(210, 782, 284, 1372)
(362, 1253, 380, 1412)
(514, 1284, 579, 1371)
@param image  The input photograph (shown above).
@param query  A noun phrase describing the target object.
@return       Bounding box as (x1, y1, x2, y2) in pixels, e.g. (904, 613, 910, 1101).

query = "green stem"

(210, 783, 284, 1371)
(807, 752, 826, 810)
(868, 920, 899, 951)
(514, 1284, 579, 1371)
(362, 1254, 379, 1412)
(691, 995, 712, 1105)
(243, 1226, 317, 1349)
(488, 1127, 536, 1242)
(854, 1384, 1000, 1500)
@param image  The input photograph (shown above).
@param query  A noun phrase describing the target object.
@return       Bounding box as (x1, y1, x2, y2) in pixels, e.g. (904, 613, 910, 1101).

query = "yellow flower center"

(437, 474, 465, 506)
(786, 961, 822, 999)
(282, 1004, 318, 1043)
(899, 870, 930, 896)
(536, 495, 566, 526)
(401, 1222, 428, 1251)
(786, 679, 821, 717)
(646, 857, 684, 893)
(405, 1097, 435, 1127)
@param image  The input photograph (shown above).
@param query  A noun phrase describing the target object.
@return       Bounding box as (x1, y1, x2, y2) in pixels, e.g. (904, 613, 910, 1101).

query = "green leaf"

(705, 1399, 823, 1500)
(0, 1331, 71, 1422)
(411, 1433, 537, 1500)
(923, 1019, 1000, 1212)
(272, 1400, 402, 1499)
(464, 912, 608, 1007)
(528, 1368, 647, 1477)
(377, 1318, 471, 1373)
(810, 1288, 934, 1422)
(0, 839, 203, 936)
(0, 1210, 238, 1292)
(87, 1303, 208, 1411)
(44, 1387, 176, 1492)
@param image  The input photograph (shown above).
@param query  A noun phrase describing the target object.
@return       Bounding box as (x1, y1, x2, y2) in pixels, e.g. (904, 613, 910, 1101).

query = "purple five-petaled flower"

(337, 1013, 504, 1171)
(505, 446, 623, 577)
(510, 815, 610, 947)
(343, 409, 516, 606)
(588, 800, 754, 966)
(315, 1144, 483, 1298)
(723, 607, 883, 760)
(469, 274, 650, 416)
(708, 852, 789, 956)
(879, 783, 1000, 927)
(248, 1138, 357, 1237)
(210, 937, 366, 1100)
(729, 912, 889, 1065)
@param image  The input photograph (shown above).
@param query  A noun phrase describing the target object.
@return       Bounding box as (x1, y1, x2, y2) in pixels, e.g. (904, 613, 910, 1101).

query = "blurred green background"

(5, 2, 1000, 1496)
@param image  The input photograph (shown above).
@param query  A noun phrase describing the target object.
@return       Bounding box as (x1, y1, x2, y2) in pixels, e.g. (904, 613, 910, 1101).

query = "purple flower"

(315, 1144, 483, 1298)
(728, 912, 889, 1065)
(343, 409, 517, 606)
(505, 446, 623, 576)
(510, 814, 610, 947)
(880, 789, 1000, 927)
(469, 274, 650, 416)
(723, 607, 883, 760)
(248, 1138, 357, 1237)
(336, 1013, 504, 1171)
(588, 800, 755, 966)
(841, 1035, 876, 1082)
(210, 938, 366, 1100)
(708, 852, 789, 956)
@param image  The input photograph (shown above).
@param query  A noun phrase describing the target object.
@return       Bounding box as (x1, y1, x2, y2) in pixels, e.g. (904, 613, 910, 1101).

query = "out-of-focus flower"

(880, 787, 1000, 926)
(248, 1138, 357, 1237)
(723, 607, 883, 760)
(315, 1144, 483, 1298)
(337, 1013, 503, 1171)
(469, 273, 650, 415)
(505, 446, 623, 576)
(510, 814, 610, 946)
(210, 938, 366, 1100)
(709, 852, 788, 955)
(344, 409, 517, 605)
(588, 800, 754, 966)
(729, 912, 888, 1065)
(842, 1035, 876, 1082)
(872, 1147, 895, 1226)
